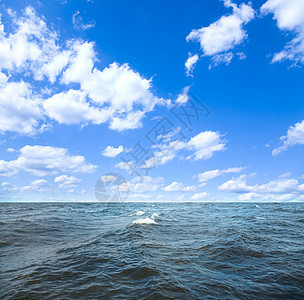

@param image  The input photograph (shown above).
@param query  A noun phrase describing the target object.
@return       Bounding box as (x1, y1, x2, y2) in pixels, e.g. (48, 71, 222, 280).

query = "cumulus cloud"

(0, 81, 43, 135)
(102, 145, 124, 158)
(54, 175, 82, 188)
(219, 174, 304, 200)
(144, 130, 226, 168)
(19, 179, 49, 192)
(197, 167, 244, 182)
(129, 176, 164, 193)
(0, 7, 167, 134)
(261, 0, 304, 65)
(191, 192, 208, 200)
(1, 179, 49, 193)
(185, 131, 226, 160)
(163, 181, 196, 192)
(272, 120, 304, 155)
(218, 174, 253, 193)
(186, 0, 255, 68)
(0, 145, 97, 176)
(43, 89, 110, 125)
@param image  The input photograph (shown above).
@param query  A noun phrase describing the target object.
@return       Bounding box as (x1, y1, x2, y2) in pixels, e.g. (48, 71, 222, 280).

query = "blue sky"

(0, 0, 303, 202)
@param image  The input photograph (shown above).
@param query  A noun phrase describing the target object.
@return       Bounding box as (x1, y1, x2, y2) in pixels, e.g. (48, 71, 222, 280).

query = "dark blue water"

(0, 203, 303, 299)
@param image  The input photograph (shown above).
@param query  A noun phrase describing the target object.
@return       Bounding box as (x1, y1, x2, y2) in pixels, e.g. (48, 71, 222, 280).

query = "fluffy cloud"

(191, 192, 208, 200)
(197, 167, 244, 182)
(186, 0, 255, 68)
(129, 176, 164, 193)
(219, 174, 304, 200)
(144, 130, 226, 168)
(163, 181, 196, 192)
(0, 81, 43, 135)
(54, 175, 82, 188)
(272, 120, 304, 155)
(176, 86, 190, 104)
(43, 89, 110, 125)
(218, 174, 253, 193)
(19, 179, 49, 192)
(261, 0, 304, 65)
(0, 145, 97, 176)
(1, 179, 49, 193)
(185, 131, 226, 160)
(102, 145, 124, 158)
(60, 41, 166, 130)
(0, 7, 167, 134)
(185, 54, 199, 76)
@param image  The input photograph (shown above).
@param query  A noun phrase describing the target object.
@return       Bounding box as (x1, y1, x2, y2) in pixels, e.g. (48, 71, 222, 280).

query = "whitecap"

(151, 213, 158, 220)
(129, 211, 145, 216)
(132, 217, 157, 225)
(132, 213, 158, 225)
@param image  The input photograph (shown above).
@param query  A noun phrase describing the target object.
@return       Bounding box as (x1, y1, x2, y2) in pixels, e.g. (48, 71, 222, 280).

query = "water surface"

(1, 203, 303, 299)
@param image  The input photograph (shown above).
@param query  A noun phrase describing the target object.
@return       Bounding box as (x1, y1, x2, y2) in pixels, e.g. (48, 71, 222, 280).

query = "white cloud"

(1, 179, 50, 193)
(197, 167, 244, 182)
(191, 192, 208, 200)
(278, 171, 291, 178)
(102, 145, 124, 158)
(209, 52, 234, 69)
(186, 0, 254, 67)
(237, 192, 259, 201)
(0, 81, 43, 135)
(115, 161, 135, 174)
(218, 174, 253, 193)
(61, 42, 166, 130)
(272, 120, 304, 155)
(54, 175, 81, 188)
(261, 0, 304, 65)
(149, 134, 224, 167)
(43, 89, 110, 125)
(72, 11, 95, 30)
(129, 176, 164, 193)
(0, 7, 168, 134)
(257, 178, 299, 193)
(144, 130, 226, 168)
(163, 181, 196, 192)
(176, 86, 190, 104)
(100, 175, 117, 183)
(219, 174, 304, 200)
(0, 145, 97, 176)
(184, 131, 226, 160)
(185, 54, 199, 76)
(19, 179, 49, 192)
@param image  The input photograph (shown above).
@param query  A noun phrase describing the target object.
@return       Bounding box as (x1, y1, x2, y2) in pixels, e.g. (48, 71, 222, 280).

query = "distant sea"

(1, 202, 303, 299)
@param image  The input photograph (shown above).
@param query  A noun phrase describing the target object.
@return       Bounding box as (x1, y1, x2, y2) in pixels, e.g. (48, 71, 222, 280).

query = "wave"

(129, 211, 145, 216)
(132, 213, 159, 225)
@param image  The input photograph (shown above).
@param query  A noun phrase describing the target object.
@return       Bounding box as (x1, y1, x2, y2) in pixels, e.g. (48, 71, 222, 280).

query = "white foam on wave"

(132, 213, 159, 225)
(129, 211, 145, 216)
(151, 213, 158, 220)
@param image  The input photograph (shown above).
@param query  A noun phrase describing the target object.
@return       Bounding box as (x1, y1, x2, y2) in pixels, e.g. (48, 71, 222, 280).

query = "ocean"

(0, 202, 303, 299)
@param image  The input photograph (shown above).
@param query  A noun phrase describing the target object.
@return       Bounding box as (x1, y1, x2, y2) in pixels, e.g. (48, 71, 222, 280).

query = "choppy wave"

(1, 202, 304, 299)
(132, 213, 159, 225)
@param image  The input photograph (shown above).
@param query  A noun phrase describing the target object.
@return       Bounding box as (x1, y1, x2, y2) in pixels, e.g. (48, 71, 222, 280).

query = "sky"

(0, 0, 303, 202)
